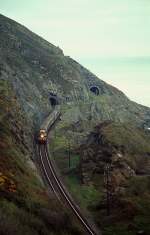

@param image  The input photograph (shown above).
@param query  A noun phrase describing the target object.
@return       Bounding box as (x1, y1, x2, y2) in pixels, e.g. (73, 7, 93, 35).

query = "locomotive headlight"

(40, 134, 44, 138)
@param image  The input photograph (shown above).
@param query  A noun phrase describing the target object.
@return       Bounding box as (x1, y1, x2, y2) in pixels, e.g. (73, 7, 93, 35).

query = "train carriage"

(38, 106, 61, 144)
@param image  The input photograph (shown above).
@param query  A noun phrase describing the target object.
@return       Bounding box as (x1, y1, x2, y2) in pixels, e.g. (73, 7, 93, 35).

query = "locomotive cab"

(38, 129, 47, 144)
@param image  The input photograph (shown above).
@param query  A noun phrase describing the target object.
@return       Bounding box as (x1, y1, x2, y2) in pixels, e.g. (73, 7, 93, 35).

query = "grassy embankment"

(0, 80, 82, 235)
(49, 105, 150, 235)
(48, 103, 102, 210)
(85, 123, 150, 235)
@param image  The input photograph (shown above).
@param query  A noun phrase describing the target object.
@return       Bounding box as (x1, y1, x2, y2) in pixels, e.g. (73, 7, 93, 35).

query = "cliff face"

(1, 13, 150, 235)
(0, 78, 82, 235)
(77, 122, 150, 234)
(0, 13, 150, 132)
(79, 122, 150, 185)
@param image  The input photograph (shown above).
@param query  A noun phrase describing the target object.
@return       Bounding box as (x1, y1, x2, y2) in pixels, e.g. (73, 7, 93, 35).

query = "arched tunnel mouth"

(90, 86, 100, 95)
(49, 97, 58, 106)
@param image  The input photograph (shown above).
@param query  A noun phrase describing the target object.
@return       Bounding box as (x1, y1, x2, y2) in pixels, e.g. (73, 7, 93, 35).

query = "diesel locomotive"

(38, 106, 61, 144)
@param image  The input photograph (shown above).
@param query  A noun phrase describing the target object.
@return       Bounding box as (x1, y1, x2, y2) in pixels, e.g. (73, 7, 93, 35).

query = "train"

(38, 105, 61, 144)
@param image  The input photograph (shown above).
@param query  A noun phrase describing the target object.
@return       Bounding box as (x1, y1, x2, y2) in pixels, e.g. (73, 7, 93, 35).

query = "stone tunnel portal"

(49, 92, 59, 106)
(90, 86, 100, 95)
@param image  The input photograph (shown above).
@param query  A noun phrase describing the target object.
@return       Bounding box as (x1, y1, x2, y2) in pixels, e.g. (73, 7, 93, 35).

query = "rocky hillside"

(0, 80, 83, 235)
(79, 122, 150, 185)
(0, 13, 150, 131)
(77, 122, 150, 235)
(0, 13, 150, 235)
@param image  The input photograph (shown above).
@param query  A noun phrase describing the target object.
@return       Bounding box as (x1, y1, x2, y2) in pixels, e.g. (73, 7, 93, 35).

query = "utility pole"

(104, 163, 111, 216)
(68, 140, 71, 168)
(52, 128, 57, 159)
(52, 138, 55, 159)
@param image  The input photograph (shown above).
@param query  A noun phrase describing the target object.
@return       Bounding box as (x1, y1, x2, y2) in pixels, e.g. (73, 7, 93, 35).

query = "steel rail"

(44, 146, 97, 235)
(38, 107, 99, 235)
(39, 146, 61, 201)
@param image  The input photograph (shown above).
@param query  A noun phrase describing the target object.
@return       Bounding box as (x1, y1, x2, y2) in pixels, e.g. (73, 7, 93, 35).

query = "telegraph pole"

(104, 163, 111, 216)
(106, 164, 110, 216)
(52, 128, 57, 159)
(68, 140, 71, 168)
(52, 134, 55, 159)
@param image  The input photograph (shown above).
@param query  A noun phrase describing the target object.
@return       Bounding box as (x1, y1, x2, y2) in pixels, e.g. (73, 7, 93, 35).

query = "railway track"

(37, 106, 100, 235)
(39, 144, 99, 235)
(39, 145, 61, 201)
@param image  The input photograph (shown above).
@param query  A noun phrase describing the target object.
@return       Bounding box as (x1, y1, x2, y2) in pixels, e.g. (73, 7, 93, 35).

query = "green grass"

(48, 125, 101, 213)
(102, 122, 150, 154)
(64, 173, 101, 209)
(46, 90, 150, 235)
(127, 176, 150, 196)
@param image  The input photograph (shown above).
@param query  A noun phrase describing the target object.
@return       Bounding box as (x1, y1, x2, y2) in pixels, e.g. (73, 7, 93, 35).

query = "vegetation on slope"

(78, 122, 150, 235)
(49, 115, 150, 235)
(1, 13, 150, 131)
(0, 80, 82, 235)
(1, 13, 150, 235)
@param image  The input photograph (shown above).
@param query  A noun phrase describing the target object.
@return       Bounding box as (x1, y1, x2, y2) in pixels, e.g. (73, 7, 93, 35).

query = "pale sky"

(1, 0, 150, 107)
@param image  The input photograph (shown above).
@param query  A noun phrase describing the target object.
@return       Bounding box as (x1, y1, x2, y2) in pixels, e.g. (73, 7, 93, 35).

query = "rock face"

(1, 12, 150, 194)
(0, 13, 150, 134)
(78, 122, 150, 188)
(1, 13, 150, 235)
(1, 11, 150, 202)
(0, 14, 84, 235)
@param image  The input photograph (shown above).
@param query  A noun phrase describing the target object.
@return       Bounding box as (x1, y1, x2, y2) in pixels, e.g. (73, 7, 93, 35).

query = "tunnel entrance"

(49, 97, 57, 106)
(90, 86, 100, 95)
(143, 119, 150, 131)
(49, 92, 59, 107)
